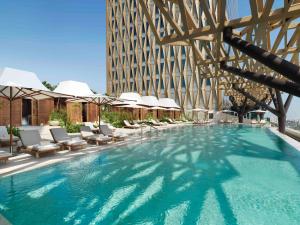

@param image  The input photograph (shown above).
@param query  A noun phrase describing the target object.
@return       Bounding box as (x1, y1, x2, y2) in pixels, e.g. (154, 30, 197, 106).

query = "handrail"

(148, 124, 158, 130)
(138, 122, 160, 139)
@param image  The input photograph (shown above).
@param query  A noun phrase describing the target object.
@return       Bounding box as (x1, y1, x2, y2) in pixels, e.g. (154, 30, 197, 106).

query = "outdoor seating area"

(0, 66, 193, 165)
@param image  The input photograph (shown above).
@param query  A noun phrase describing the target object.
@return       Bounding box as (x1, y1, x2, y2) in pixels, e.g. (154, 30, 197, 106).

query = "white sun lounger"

(100, 125, 127, 141)
(80, 126, 112, 145)
(19, 130, 60, 158)
(50, 128, 87, 151)
(0, 152, 12, 164)
(0, 126, 19, 146)
(124, 120, 140, 129)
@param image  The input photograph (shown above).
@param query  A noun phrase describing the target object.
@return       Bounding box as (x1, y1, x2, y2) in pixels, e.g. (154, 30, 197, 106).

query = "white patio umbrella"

(151, 106, 165, 110)
(192, 108, 209, 112)
(222, 109, 236, 113)
(117, 104, 146, 109)
(251, 109, 267, 113)
(0, 67, 66, 153)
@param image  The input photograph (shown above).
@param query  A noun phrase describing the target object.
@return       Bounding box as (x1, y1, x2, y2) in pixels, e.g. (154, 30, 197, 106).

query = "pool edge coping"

(268, 127, 300, 152)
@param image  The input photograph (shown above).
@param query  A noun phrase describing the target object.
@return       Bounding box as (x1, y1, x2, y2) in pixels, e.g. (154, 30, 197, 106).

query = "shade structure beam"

(233, 84, 293, 133)
(223, 27, 300, 85)
(229, 95, 259, 123)
(220, 62, 300, 97)
(232, 84, 279, 116)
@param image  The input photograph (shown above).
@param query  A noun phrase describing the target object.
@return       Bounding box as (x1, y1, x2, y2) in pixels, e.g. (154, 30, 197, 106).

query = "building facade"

(106, 0, 223, 111)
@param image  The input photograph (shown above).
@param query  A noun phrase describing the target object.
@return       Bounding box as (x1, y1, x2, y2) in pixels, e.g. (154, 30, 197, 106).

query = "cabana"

(249, 109, 267, 122)
(140, 96, 164, 119)
(112, 92, 143, 120)
(54, 81, 114, 132)
(0, 67, 64, 153)
(54, 80, 97, 123)
(192, 108, 209, 121)
(158, 98, 181, 119)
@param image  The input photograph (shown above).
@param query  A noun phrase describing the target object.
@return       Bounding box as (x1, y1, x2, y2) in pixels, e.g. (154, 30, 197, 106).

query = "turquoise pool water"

(1, 125, 300, 225)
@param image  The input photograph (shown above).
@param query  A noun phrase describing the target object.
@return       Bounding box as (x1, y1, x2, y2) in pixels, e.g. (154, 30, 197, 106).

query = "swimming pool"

(1, 125, 300, 225)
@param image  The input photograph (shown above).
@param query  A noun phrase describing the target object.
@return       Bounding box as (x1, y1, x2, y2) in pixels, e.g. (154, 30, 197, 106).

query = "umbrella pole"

(98, 99, 101, 133)
(9, 87, 13, 154)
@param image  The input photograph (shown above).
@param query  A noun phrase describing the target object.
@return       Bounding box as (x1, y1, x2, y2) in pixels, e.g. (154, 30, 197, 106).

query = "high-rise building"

(106, 0, 227, 111)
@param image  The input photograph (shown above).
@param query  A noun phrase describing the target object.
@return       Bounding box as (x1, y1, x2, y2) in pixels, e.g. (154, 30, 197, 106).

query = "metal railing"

(139, 123, 158, 139)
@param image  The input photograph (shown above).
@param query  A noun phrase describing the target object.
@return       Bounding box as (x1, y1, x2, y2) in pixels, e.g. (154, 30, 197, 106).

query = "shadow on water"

(0, 125, 300, 225)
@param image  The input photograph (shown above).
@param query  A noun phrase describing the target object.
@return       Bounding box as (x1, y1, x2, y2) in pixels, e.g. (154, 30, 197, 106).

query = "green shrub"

(65, 123, 81, 133)
(160, 116, 170, 123)
(49, 109, 68, 126)
(7, 127, 20, 137)
(102, 111, 132, 128)
(145, 113, 153, 122)
(49, 109, 81, 133)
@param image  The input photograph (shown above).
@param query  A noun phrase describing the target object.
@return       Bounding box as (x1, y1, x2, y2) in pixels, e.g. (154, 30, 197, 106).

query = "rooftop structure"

(139, 0, 300, 132)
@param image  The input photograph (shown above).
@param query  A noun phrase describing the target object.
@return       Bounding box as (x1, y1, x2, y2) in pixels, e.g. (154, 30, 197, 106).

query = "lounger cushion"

(31, 144, 59, 152)
(0, 136, 19, 142)
(112, 133, 127, 138)
(81, 131, 95, 138)
(0, 153, 12, 158)
(93, 135, 112, 142)
(64, 139, 87, 146)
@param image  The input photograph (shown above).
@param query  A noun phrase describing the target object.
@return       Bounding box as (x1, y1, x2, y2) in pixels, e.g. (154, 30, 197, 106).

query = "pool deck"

(269, 127, 300, 151)
(0, 123, 191, 177)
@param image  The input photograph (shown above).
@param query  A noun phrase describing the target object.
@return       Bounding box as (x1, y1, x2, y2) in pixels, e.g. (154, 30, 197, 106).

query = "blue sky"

(0, 1, 299, 119)
(0, 0, 106, 93)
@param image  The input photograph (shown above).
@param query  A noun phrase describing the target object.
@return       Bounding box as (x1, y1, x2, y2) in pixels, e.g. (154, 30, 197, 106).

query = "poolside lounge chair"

(150, 119, 163, 126)
(83, 122, 99, 133)
(100, 125, 127, 141)
(19, 130, 60, 158)
(0, 126, 19, 146)
(124, 120, 140, 129)
(133, 120, 147, 128)
(50, 128, 87, 151)
(167, 118, 176, 124)
(80, 126, 112, 145)
(158, 119, 168, 125)
(0, 152, 12, 164)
